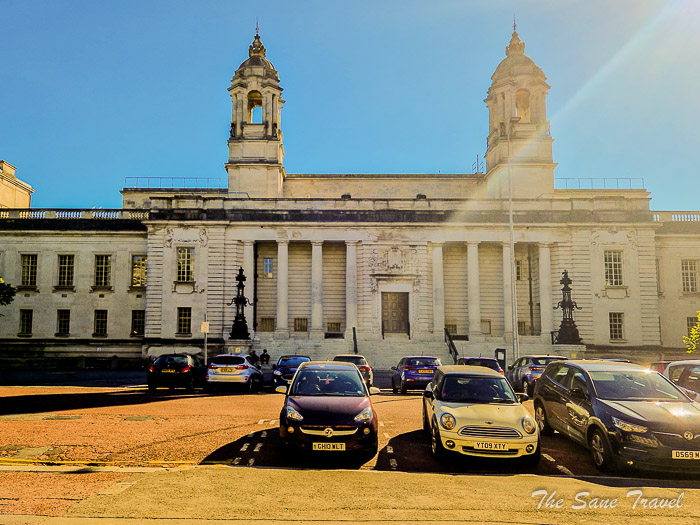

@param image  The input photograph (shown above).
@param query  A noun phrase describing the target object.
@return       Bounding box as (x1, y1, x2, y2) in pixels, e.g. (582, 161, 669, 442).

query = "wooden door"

(382, 292, 409, 334)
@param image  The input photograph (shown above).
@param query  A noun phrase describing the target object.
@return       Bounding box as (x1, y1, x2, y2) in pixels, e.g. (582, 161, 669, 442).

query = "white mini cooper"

(423, 365, 540, 464)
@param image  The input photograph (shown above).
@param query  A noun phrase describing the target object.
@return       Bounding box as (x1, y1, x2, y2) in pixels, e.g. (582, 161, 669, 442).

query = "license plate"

(672, 450, 700, 459)
(220, 368, 234, 372)
(161, 369, 177, 373)
(418, 369, 432, 374)
(312, 442, 346, 451)
(474, 442, 508, 451)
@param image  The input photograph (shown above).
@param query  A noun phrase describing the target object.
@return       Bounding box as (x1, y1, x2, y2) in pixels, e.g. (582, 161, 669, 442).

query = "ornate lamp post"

(554, 270, 582, 344)
(229, 267, 252, 340)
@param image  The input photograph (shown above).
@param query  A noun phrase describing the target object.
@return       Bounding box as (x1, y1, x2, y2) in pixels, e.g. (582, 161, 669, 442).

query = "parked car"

(147, 353, 207, 391)
(205, 354, 263, 391)
(332, 354, 373, 388)
(649, 360, 674, 374)
(277, 361, 380, 455)
(391, 356, 443, 394)
(456, 357, 504, 374)
(663, 360, 700, 397)
(273, 355, 311, 387)
(505, 355, 566, 396)
(422, 366, 539, 464)
(533, 360, 700, 473)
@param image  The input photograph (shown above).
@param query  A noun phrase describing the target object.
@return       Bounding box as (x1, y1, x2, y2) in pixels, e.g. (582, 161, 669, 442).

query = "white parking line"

(383, 432, 390, 439)
(389, 458, 397, 470)
(257, 419, 266, 425)
(261, 431, 267, 438)
(556, 465, 574, 476)
(254, 443, 263, 452)
(233, 457, 241, 465)
(248, 458, 255, 466)
(542, 453, 556, 463)
(379, 421, 385, 427)
(386, 446, 394, 454)
(240, 443, 249, 452)
(247, 432, 255, 437)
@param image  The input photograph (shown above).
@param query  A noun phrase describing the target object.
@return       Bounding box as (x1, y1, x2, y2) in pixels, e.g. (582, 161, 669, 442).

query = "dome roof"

(235, 34, 279, 79)
(491, 30, 546, 82)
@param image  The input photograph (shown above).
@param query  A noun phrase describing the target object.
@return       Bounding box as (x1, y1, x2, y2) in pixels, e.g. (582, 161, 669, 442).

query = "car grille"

(300, 426, 357, 436)
(458, 426, 522, 439)
(461, 446, 519, 456)
(654, 431, 700, 449)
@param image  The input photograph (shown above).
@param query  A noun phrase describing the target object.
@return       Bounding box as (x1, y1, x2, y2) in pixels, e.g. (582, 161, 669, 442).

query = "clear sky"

(2, 0, 698, 210)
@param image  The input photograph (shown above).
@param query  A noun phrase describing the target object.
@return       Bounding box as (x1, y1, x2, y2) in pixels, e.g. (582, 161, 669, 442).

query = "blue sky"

(1, 0, 698, 210)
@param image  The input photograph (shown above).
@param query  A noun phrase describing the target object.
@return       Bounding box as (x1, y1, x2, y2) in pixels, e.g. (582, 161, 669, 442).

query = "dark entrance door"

(382, 292, 409, 334)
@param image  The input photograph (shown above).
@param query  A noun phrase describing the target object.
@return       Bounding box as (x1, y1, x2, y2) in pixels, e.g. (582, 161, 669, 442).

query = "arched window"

(248, 91, 263, 124)
(515, 89, 530, 123)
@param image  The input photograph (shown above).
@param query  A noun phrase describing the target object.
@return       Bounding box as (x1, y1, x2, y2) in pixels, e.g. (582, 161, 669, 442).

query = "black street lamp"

(554, 270, 582, 344)
(229, 267, 252, 340)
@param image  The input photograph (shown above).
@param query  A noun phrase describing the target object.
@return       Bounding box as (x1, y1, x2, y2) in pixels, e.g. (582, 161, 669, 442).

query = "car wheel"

(431, 423, 447, 460)
(422, 404, 430, 434)
(534, 402, 554, 436)
(522, 379, 530, 395)
(522, 440, 541, 467)
(147, 383, 156, 392)
(400, 381, 407, 395)
(186, 378, 195, 392)
(392, 379, 398, 394)
(589, 428, 616, 472)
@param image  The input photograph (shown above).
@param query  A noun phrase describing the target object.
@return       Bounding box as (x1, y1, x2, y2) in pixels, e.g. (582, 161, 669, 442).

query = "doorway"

(381, 292, 409, 335)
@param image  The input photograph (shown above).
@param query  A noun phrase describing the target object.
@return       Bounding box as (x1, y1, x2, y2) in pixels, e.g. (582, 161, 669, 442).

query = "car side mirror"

(423, 390, 434, 400)
(508, 365, 513, 371)
(275, 386, 288, 394)
(391, 366, 397, 371)
(569, 387, 587, 399)
(369, 386, 381, 395)
(516, 392, 528, 402)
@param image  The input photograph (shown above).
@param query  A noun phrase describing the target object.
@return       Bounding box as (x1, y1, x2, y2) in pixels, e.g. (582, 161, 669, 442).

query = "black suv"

(533, 360, 700, 473)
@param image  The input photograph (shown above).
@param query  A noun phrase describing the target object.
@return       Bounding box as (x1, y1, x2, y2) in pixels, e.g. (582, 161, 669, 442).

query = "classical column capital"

(311, 240, 324, 247)
(276, 239, 289, 246)
(242, 240, 256, 247)
(466, 241, 481, 247)
(429, 241, 444, 247)
(345, 240, 360, 246)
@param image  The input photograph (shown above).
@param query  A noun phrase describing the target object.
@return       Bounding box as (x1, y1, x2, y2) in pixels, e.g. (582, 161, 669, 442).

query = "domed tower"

(483, 26, 555, 198)
(226, 32, 285, 197)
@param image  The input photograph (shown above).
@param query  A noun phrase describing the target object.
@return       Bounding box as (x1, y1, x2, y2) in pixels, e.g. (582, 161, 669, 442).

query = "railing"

(554, 177, 645, 190)
(124, 177, 225, 189)
(652, 211, 700, 222)
(352, 327, 358, 355)
(444, 328, 459, 364)
(0, 209, 149, 220)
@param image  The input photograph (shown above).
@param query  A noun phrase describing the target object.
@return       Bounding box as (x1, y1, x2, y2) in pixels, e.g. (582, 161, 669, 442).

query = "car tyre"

(400, 381, 407, 395)
(534, 401, 554, 436)
(147, 383, 156, 392)
(431, 423, 447, 460)
(392, 379, 398, 394)
(422, 403, 430, 434)
(522, 379, 532, 396)
(589, 428, 616, 472)
(186, 378, 195, 392)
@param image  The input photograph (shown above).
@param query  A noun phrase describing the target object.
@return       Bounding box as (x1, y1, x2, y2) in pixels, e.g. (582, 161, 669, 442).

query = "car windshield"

(466, 359, 500, 369)
(156, 356, 188, 366)
(590, 370, 690, 402)
(532, 357, 564, 366)
(439, 375, 517, 404)
(406, 358, 441, 367)
(212, 356, 245, 365)
(290, 370, 365, 396)
(333, 356, 367, 366)
(278, 356, 310, 367)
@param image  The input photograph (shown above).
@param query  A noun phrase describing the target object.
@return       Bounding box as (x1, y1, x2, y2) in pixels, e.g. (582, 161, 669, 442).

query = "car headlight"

(522, 416, 537, 434)
(286, 406, 304, 422)
(612, 416, 647, 433)
(440, 413, 456, 430)
(273, 370, 282, 376)
(354, 407, 373, 422)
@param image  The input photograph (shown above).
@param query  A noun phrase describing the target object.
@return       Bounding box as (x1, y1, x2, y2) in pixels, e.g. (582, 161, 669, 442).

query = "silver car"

(663, 360, 700, 397)
(205, 354, 263, 391)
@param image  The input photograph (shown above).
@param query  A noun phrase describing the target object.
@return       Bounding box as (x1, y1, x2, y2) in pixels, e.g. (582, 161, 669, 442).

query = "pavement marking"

(542, 453, 556, 463)
(389, 458, 398, 470)
(257, 419, 266, 425)
(247, 458, 255, 466)
(383, 432, 390, 439)
(386, 446, 394, 454)
(261, 431, 267, 438)
(240, 443, 250, 452)
(556, 464, 574, 476)
(253, 443, 263, 452)
(247, 432, 255, 437)
(233, 457, 241, 465)
(379, 421, 385, 427)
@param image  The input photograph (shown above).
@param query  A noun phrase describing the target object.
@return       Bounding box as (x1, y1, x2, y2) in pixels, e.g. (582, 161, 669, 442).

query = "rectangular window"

(131, 310, 146, 336)
(177, 307, 192, 334)
(444, 323, 457, 335)
(259, 317, 275, 332)
(689, 317, 697, 337)
(93, 310, 108, 336)
(19, 309, 33, 335)
(94, 255, 112, 287)
(604, 250, 623, 286)
(515, 260, 522, 281)
(681, 260, 698, 293)
(57, 254, 75, 287)
(327, 321, 342, 333)
(656, 258, 662, 294)
(294, 318, 308, 332)
(176, 248, 194, 282)
(131, 255, 147, 287)
(518, 321, 527, 336)
(21, 254, 37, 286)
(263, 258, 274, 278)
(604, 250, 622, 286)
(480, 319, 492, 335)
(609, 312, 624, 341)
(57, 309, 70, 336)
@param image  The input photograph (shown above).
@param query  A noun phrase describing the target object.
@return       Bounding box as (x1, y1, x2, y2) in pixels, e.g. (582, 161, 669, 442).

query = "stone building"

(0, 30, 698, 367)
(0, 161, 33, 209)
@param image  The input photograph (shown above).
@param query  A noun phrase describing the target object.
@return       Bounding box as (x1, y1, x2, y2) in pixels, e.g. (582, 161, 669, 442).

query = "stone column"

(243, 241, 255, 337)
(310, 241, 324, 339)
(539, 243, 553, 343)
(345, 241, 358, 339)
(431, 243, 445, 335)
(467, 242, 481, 339)
(502, 242, 514, 341)
(275, 240, 289, 338)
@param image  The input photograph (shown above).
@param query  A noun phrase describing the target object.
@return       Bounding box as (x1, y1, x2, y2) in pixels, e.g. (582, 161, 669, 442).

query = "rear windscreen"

(407, 358, 441, 366)
(333, 356, 367, 365)
(467, 359, 499, 369)
(278, 356, 310, 367)
(212, 356, 246, 365)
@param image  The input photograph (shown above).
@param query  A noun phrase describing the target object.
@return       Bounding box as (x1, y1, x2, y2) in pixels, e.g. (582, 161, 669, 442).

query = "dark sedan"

(278, 361, 380, 456)
(272, 355, 311, 387)
(533, 360, 700, 473)
(391, 356, 442, 394)
(147, 353, 206, 391)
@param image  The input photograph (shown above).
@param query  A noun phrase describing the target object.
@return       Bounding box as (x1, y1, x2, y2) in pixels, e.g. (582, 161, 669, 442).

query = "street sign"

(200, 321, 209, 334)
